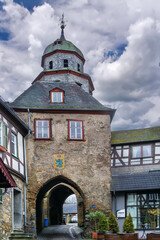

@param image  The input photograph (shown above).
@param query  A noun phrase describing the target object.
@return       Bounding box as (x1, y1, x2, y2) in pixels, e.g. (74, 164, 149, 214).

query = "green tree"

(123, 213, 135, 233)
(88, 211, 106, 231)
(108, 212, 119, 233)
(98, 214, 108, 232)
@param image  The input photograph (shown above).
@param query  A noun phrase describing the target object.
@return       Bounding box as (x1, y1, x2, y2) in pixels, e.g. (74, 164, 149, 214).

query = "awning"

(0, 158, 16, 188)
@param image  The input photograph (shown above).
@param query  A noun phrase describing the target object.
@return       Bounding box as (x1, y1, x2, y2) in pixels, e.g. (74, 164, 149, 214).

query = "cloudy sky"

(0, 0, 160, 131)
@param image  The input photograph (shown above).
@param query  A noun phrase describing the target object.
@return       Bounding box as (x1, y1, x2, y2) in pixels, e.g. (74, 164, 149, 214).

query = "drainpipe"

(24, 108, 31, 226)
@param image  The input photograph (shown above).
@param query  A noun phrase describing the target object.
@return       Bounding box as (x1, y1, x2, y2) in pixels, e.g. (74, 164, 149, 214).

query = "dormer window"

(50, 88, 64, 103)
(49, 61, 53, 69)
(77, 63, 80, 72)
(64, 59, 68, 68)
(54, 40, 62, 45)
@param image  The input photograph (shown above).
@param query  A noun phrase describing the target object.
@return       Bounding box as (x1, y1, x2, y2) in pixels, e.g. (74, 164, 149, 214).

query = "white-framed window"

(69, 120, 83, 140)
(132, 145, 152, 158)
(35, 119, 51, 139)
(0, 121, 8, 149)
(50, 88, 64, 103)
(51, 92, 63, 102)
(11, 133, 17, 157)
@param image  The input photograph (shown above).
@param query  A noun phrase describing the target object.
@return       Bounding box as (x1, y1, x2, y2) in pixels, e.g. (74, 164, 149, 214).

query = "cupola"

(33, 15, 94, 95)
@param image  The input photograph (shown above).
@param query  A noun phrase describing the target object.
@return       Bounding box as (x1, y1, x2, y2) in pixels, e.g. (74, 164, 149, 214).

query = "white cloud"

(0, 0, 160, 130)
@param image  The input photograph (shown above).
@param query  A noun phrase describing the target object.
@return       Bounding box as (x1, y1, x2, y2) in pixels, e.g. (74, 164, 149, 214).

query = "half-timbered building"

(111, 127, 160, 237)
(0, 97, 29, 239)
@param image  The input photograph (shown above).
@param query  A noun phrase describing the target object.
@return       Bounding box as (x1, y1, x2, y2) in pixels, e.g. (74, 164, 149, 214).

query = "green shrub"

(98, 214, 108, 232)
(88, 211, 106, 231)
(123, 213, 135, 233)
(108, 212, 119, 233)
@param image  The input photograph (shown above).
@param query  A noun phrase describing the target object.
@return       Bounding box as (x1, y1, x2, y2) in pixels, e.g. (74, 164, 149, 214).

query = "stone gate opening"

(36, 176, 85, 233)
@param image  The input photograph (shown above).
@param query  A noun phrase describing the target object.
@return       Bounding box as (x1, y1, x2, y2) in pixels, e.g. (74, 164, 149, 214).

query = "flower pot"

(92, 232, 98, 239)
(147, 233, 160, 240)
(105, 233, 122, 240)
(97, 231, 105, 239)
(122, 233, 138, 240)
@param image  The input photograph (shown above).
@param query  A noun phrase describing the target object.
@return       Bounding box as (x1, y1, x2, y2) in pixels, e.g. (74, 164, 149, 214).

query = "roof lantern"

(42, 14, 84, 61)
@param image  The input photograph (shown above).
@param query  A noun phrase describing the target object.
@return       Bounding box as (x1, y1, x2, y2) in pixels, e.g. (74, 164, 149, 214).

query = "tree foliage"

(98, 214, 108, 232)
(108, 212, 119, 233)
(123, 213, 135, 233)
(88, 211, 106, 231)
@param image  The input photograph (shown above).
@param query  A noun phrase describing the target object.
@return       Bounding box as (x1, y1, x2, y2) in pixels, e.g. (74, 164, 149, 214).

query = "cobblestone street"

(37, 225, 83, 240)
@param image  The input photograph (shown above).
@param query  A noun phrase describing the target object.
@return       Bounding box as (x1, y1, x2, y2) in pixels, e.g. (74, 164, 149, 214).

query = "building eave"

(32, 69, 95, 92)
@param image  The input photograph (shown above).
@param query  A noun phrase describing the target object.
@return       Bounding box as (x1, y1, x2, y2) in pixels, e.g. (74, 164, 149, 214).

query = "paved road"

(37, 224, 83, 240)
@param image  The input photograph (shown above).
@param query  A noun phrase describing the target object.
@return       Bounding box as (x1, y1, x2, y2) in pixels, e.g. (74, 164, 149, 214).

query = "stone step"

(9, 231, 34, 240)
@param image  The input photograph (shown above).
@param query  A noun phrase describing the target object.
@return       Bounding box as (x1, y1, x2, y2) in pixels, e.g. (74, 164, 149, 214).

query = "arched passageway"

(36, 176, 85, 233)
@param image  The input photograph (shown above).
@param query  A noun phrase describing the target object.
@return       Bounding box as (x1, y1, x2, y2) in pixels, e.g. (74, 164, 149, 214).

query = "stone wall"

(44, 52, 84, 73)
(17, 111, 112, 232)
(0, 175, 25, 240)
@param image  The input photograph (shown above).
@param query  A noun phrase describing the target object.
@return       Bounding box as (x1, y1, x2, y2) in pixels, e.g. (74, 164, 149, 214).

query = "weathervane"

(60, 13, 66, 40)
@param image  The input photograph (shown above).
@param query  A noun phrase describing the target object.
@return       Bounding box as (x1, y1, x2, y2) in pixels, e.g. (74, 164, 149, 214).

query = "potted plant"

(147, 209, 160, 240)
(88, 211, 104, 239)
(97, 214, 108, 239)
(105, 212, 121, 240)
(123, 213, 138, 240)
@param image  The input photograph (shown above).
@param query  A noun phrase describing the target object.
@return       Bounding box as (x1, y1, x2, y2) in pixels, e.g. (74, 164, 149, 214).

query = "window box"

(35, 119, 51, 140)
(68, 120, 84, 140)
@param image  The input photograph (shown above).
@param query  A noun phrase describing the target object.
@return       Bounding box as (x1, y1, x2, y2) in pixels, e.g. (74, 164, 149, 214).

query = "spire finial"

(60, 13, 66, 41)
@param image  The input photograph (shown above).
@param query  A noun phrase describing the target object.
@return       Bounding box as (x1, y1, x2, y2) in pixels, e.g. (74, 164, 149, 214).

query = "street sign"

(90, 204, 96, 208)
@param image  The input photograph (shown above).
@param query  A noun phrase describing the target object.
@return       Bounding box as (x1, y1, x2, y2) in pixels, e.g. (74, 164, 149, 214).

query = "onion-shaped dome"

(43, 15, 84, 60)
(43, 39, 84, 60)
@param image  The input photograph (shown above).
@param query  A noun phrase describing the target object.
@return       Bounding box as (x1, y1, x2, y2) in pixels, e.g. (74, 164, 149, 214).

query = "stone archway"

(36, 175, 85, 233)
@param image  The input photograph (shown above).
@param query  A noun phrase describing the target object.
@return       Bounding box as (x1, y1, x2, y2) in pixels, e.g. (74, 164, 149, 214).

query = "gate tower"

(11, 19, 115, 234)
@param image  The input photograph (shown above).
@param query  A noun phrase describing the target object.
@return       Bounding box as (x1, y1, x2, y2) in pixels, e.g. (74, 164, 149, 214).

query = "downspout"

(24, 108, 31, 226)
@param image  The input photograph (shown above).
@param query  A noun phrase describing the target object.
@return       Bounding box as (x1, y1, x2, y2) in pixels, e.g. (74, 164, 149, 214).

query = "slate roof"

(111, 171, 160, 192)
(63, 203, 77, 214)
(0, 97, 29, 134)
(43, 39, 84, 59)
(111, 126, 160, 144)
(11, 82, 115, 118)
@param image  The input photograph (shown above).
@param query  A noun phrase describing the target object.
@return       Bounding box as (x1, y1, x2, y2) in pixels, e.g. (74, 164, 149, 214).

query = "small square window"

(64, 59, 68, 68)
(51, 92, 63, 102)
(50, 88, 64, 103)
(68, 120, 83, 140)
(11, 133, 17, 157)
(49, 61, 53, 69)
(77, 63, 80, 71)
(35, 119, 51, 139)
